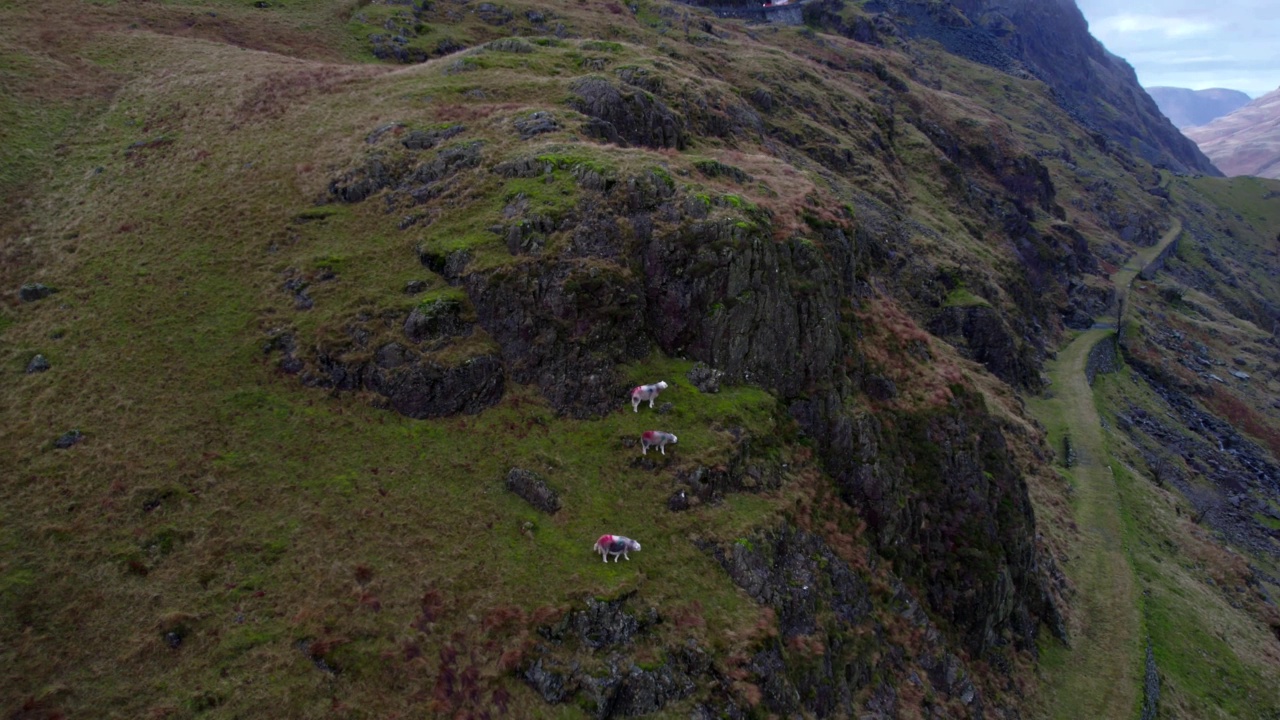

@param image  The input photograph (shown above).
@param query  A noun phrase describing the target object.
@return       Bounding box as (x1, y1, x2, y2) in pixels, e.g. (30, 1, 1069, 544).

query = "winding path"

(1032, 220, 1181, 718)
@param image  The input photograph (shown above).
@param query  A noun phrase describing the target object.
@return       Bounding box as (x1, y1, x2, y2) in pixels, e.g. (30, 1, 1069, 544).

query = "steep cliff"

(817, 0, 1221, 175)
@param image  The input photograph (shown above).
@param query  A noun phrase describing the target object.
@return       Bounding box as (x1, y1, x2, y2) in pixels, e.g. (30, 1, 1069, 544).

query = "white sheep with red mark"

(630, 381, 669, 412)
(641, 430, 678, 455)
(593, 534, 641, 562)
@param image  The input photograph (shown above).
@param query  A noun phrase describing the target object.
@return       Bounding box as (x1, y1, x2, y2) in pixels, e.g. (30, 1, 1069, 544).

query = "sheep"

(630, 381, 669, 412)
(593, 534, 641, 562)
(641, 430, 678, 455)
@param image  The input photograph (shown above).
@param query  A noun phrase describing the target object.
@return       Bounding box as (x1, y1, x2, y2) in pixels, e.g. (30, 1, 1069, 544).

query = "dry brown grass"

(1203, 387, 1280, 460)
(855, 292, 976, 409)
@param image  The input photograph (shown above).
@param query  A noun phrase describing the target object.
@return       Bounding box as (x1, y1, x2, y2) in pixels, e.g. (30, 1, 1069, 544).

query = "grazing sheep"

(641, 430, 678, 455)
(630, 381, 669, 412)
(593, 534, 641, 562)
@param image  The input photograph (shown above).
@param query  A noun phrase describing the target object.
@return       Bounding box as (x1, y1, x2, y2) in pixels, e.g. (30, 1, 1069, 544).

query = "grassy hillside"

(4, 1, 1280, 718)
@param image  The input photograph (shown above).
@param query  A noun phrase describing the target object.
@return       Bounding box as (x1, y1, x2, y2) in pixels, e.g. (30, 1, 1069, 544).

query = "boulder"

(19, 283, 55, 302)
(505, 467, 561, 514)
(54, 430, 84, 449)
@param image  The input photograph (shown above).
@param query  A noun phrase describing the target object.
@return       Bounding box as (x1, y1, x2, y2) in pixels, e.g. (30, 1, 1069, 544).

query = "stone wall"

(1086, 333, 1121, 385)
(1138, 231, 1181, 280)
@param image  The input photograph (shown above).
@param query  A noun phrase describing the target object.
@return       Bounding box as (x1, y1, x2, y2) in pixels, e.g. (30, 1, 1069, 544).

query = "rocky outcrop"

(666, 431, 786, 510)
(929, 304, 1041, 388)
(568, 77, 686, 150)
(266, 320, 505, 419)
(522, 592, 740, 717)
(305, 135, 1061, 680)
(505, 467, 562, 514)
(709, 524, 873, 639)
(641, 218, 852, 397)
(462, 257, 649, 418)
(685, 362, 724, 394)
(54, 430, 84, 449)
(704, 524, 996, 718)
(789, 388, 1062, 655)
(328, 137, 483, 207)
(364, 354, 505, 419)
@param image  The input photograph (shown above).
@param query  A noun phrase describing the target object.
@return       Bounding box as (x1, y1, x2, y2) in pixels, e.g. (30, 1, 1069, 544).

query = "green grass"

(0, 38, 796, 709)
(943, 286, 990, 308)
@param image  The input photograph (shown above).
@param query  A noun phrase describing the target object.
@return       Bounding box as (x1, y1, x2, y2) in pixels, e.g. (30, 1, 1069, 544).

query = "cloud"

(1074, 1, 1278, 96)
(1091, 13, 1217, 39)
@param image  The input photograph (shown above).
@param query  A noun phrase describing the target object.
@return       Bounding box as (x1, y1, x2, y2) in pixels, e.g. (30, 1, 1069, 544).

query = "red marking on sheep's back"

(641, 431, 657, 441)
(595, 534, 614, 548)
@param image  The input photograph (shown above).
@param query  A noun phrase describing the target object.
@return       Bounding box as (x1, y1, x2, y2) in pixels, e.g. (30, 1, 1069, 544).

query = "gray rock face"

(274, 311, 505, 418)
(463, 259, 648, 418)
(514, 111, 560, 139)
(667, 435, 784, 510)
(1085, 334, 1120, 385)
(929, 304, 1040, 389)
(304, 151, 1060, 681)
(642, 219, 851, 398)
(400, 124, 465, 150)
(568, 77, 686, 150)
(709, 524, 872, 639)
(789, 388, 1063, 656)
(1119, 358, 1280, 559)
(686, 362, 723, 393)
(327, 155, 398, 203)
(363, 354, 505, 419)
(328, 138, 481, 207)
(26, 354, 51, 373)
(522, 593, 732, 718)
(402, 298, 469, 346)
(540, 593, 659, 649)
(703, 523, 992, 717)
(504, 467, 561, 514)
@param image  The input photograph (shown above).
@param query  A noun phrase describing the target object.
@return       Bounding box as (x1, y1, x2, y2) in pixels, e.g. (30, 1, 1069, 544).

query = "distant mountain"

(1185, 88, 1280, 179)
(1146, 87, 1252, 129)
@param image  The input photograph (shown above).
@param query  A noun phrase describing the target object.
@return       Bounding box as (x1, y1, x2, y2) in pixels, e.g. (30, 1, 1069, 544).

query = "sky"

(1073, 0, 1279, 97)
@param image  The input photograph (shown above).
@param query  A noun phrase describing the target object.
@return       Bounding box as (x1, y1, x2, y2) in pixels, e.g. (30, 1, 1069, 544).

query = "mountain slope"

(1185, 88, 1280, 179)
(812, 0, 1222, 174)
(1147, 86, 1252, 129)
(3, 1, 1280, 718)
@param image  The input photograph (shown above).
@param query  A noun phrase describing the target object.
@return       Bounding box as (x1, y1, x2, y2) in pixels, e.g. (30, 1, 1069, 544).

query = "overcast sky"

(1073, 0, 1279, 97)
